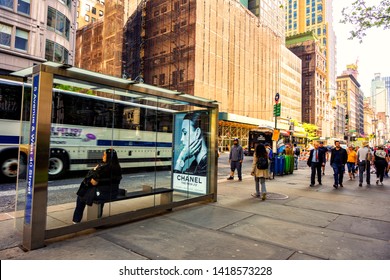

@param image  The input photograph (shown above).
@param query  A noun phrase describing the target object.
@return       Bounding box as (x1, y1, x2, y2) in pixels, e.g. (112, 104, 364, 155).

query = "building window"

(0, 23, 12, 47)
(159, 73, 165, 85)
(17, 0, 30, 15)
(85, 4, 90, 12)
(0, 0, 13, 9)
(85, 15, 90, 22)
(58, 0, 71, 9)
(99, 10, 103, 16)
(15, 28, 28, 51)
(91, 17, 96, 23)
(45, 39, 69, 63)
(47, 7, 71, 40)
(152, 75, 158, 85)
(92, 7, 96, 14)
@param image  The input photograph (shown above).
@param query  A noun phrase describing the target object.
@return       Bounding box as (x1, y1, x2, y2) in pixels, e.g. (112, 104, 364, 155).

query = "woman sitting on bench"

(72, 148, 122, 223)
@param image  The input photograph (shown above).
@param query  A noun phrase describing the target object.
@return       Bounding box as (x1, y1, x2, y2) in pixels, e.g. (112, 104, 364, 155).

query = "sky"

(332, 0, 390, 96)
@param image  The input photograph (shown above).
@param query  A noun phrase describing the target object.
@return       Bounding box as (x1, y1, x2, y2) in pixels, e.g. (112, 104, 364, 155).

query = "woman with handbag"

(72, 148, 122, 223)
(251, 143, 269, 200)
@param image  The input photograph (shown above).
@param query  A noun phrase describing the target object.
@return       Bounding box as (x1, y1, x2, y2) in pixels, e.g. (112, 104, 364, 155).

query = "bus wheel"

(48, 152, 68, 180)
(0, 153, 19, 181)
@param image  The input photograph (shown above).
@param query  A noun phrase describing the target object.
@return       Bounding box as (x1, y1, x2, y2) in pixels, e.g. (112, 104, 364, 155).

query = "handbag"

(76, 177, 97, 206)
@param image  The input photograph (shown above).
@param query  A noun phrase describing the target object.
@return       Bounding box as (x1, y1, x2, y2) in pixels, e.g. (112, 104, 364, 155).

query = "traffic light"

(345, 114, 349, 124)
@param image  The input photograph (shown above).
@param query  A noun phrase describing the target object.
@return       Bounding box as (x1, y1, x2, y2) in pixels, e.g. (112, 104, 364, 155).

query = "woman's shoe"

(251, 193, 260, 198)
(376, 180, 379, 185)
(261, 193, 266, 200)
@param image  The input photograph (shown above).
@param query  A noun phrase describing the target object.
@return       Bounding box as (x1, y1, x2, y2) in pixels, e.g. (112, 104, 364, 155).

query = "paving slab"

(327, 215, 390, 241)
(286, 196, 390, 222)
(222, 215, 390, 260)
(10, 235, 148, 260)
(0, 219, 22, 252)
(168, 204, 254, 230)
(99, 217, 295, 260)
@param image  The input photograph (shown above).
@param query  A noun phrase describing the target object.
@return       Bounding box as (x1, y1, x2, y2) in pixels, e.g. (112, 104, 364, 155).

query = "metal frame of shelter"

(11, 62, 218, 250)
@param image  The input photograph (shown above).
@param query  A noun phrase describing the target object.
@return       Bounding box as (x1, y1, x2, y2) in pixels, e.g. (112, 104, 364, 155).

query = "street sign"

(273, 103, 281, 117)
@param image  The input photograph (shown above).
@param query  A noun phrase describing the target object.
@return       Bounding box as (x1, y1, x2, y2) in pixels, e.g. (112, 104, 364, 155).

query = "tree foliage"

(341, 0, 390, 42)
(302, 123, 318, 139)
(54, 84, 93, 95)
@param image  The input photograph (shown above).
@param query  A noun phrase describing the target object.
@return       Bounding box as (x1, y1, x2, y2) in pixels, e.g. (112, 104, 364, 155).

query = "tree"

(302, 123, 318, 139)
(341, 0, 390, 42)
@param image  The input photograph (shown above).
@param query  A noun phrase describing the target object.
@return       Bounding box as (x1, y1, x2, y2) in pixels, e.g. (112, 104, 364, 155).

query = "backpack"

(294, 147, 300, 156)
(256, 156, 269, 170)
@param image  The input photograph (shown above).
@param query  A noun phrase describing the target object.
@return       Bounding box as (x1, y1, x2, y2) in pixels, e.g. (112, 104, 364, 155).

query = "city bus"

(0, 78, 173, 181)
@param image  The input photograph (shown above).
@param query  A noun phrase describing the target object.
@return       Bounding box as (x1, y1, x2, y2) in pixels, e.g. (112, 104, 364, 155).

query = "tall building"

(284, 0, 336, 91)
(370, 73, 389, 143)
(280, 45, 302, 122)
(286, 32, 328, 136)
(76, 0, 105, 29)
(76, 0, 287, 148)
(336, 73, 364, 141)
(0, 0, 77, 74)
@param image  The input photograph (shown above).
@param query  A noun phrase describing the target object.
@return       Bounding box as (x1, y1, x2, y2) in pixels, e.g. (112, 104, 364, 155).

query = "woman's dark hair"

(104, 148, 121, 170)
(255, 143, 267, 158)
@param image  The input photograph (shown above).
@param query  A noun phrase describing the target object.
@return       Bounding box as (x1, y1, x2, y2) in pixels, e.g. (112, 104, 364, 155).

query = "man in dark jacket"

(227, 138, 244, 181)
(307, 142, 326, 187)
(330, 140, 348, 189)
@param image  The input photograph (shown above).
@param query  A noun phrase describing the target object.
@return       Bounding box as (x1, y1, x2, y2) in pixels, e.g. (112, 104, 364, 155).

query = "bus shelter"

(10, 62, 218, 250)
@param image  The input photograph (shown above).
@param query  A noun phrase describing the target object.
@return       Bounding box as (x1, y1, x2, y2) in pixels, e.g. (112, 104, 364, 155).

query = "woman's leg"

(254, 177, 260, 196)
(260, 177, 266, 200)
(379, 162, 386, 183)
(73, 196, 86, 223)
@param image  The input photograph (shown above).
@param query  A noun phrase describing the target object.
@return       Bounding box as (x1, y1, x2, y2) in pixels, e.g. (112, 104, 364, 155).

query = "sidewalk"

(1, 165, 390, 260)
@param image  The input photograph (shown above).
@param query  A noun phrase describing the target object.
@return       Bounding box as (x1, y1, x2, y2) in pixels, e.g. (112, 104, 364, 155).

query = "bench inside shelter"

(87, 186, 173, 220)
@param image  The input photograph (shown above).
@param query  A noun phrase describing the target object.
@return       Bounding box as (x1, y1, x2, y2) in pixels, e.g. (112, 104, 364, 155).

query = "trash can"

(285, 155, 294, 174)
(274, 155, 285, 176)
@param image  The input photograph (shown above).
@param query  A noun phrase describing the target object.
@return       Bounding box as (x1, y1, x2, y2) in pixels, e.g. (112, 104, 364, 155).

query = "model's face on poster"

(181, 119, 198, 150)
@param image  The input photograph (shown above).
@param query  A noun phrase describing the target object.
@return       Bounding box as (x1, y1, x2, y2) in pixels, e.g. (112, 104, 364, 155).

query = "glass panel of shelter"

(12, 73, 213, 230)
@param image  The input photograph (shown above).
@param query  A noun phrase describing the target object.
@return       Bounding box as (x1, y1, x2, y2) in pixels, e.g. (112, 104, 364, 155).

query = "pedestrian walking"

(347, 145, 357, 180)
(354, 145, 360, 177)
(264, 143, 274, 179)
(318, 141, 328, 175)
(356, 141, 372, 187)
(227, 138, 244, 181)
(373, 145, 389, 186)
(330, 141, 348, 189)
(251, 143, 269, 200)
(293, 143, 300, 170)
(307, 143, 326, 187)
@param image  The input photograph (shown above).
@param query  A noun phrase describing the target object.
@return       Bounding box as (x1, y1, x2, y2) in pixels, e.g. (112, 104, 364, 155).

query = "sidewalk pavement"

(1, 165, 390, 260)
